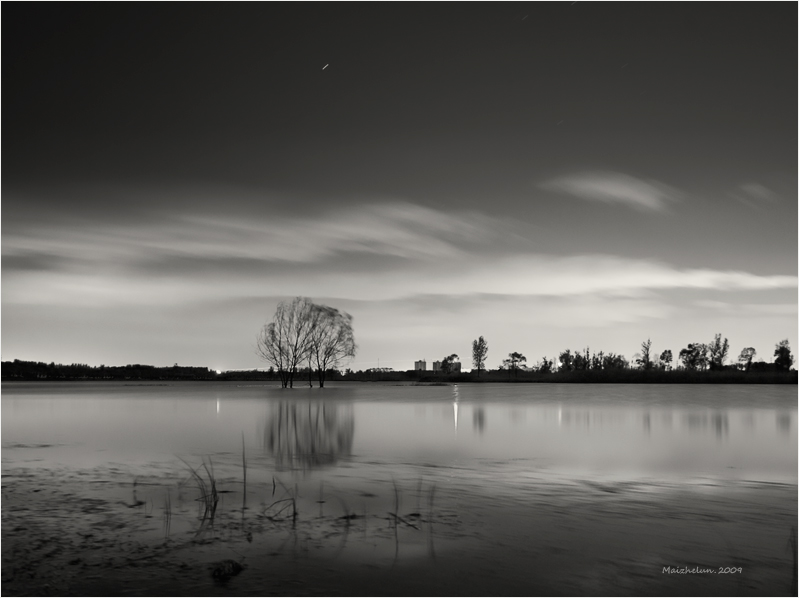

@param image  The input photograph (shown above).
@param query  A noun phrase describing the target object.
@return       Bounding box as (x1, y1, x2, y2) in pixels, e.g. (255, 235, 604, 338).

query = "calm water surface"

(3, 381, 797, 596)
(2, 381, 796, 483)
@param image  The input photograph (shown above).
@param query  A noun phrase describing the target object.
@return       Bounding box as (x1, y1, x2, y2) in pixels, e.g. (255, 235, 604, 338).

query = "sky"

(3, 3, 797, 371)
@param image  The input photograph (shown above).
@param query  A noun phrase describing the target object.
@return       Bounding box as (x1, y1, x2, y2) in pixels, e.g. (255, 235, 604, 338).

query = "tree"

(573, 348, 591, 370)
(440, 354, 460, 374)
(558, 349, 574, 372)
(602, 353, 628, 370)
(502, 352, 526, 377)
(707, 333, 729, 371)
(636, 339, 653, 370)
(737, 347, 756, 372)
(308, 304, 357, 388)
(774, 339, 794, 371)
(679, 343, 708, 371)
(659, 349, 673, 371)
(255, 297, 317, 388)
(537, 357, 553, 374)
(472, 336, 488, 377)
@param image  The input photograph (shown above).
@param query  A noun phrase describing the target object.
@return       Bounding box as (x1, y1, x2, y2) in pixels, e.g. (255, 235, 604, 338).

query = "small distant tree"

(472, 336, 488, 377)
(537, 357, 553, 374)
(659, 349, 673, 371)
(737, 347, 756, 372)
(679, 343, 708, 371)
(558, 349, 574, 372)
(502, 352, 526, 377)
(573, 348, 591, 370)
(603, 353, 629, 370)
(707, 333, 729, 371)
(440, 354, 460, 374)
(774, 340, 794, 371)
(636, 339, 653, 370)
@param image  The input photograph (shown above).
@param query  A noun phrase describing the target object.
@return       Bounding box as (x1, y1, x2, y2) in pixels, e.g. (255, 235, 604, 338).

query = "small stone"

(212, 559, 243, 582)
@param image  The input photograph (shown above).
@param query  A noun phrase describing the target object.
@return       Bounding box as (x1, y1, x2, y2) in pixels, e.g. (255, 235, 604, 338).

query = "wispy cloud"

(730, 182, 781, 209)
(540, 171, 681, 211)
(2, 202, 515, 270)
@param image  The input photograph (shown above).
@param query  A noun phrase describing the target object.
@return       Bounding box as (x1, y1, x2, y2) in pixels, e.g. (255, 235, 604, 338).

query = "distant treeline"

(2, 360, 795, 384)
(402, 367, 797, 384)
(1, 360, 218, 381)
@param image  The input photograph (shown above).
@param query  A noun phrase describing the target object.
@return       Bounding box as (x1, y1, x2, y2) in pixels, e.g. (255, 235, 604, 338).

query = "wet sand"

(2, 453, 796, 597)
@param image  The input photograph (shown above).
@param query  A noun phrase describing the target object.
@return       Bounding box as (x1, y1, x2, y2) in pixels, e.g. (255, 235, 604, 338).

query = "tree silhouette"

(308, 304, 357, 387)
(502, 352, 526, 377)
(558, 349, 574, 372)
(537, 356, 553, 374)
(257, 297, 355, 388)
(737, 347, 756, 372)
(636, 339, 653, 370)
(440, 354, 460, 374)
(679, 343, 708, 371)
(707, 333, 729, 371)
(774, 339, 794, 371)
(472, 336, 488, 377)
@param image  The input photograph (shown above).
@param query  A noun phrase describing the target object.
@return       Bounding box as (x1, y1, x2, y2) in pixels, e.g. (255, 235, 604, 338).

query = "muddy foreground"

(2, 453, 796, 597)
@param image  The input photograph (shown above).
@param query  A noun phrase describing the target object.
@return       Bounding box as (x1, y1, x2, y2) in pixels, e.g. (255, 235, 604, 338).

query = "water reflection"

(262, 401, 354, 471)
(777, 412, 792, 435)
(473, 407, 486, 434)
(682, 411, 729, 439)
(453, 385, 459, 431)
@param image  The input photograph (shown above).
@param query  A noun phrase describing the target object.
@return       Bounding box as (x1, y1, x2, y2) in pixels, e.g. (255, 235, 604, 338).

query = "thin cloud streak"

(540, 171, 681, 211)
(2, 202, 517, 268)
(4, 253, 795, 308)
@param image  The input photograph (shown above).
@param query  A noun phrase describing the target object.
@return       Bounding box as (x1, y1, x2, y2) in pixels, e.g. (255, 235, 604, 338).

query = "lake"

(2, 382, 796, 596)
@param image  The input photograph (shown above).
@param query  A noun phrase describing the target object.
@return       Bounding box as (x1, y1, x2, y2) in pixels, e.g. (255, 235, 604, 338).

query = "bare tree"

(308, 304, 357, 388)
(256, 297, 317, 388)
(472, 336, 488, 377)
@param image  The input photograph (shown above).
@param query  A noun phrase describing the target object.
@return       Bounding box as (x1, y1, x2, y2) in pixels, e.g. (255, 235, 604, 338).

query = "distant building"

(414, 360, 427, 371)
(432, 361, 442, 372)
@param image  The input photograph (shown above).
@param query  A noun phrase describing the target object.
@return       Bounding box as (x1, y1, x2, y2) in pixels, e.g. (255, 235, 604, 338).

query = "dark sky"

(3, 3, 796, 369)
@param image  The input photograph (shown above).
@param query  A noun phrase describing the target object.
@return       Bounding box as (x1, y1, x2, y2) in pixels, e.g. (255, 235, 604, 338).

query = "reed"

(241, 433, 247, 508)
(790, 526, 797, 595)
(179, 456, 219, 527)
(163, 490, 172, 538)
(264, 476, 297, 528)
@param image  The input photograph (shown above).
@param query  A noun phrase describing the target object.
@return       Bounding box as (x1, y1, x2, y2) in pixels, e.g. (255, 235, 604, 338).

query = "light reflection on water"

(1, 382, 796, 483)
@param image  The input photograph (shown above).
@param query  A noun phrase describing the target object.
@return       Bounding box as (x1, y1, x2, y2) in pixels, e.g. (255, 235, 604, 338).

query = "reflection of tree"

(262, 401, 354, 470)
(777, 412, 792, 435)
(473, 407, 486, 434)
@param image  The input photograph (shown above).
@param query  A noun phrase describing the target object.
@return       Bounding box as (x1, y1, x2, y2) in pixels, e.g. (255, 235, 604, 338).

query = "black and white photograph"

(2, 3, 797, 596)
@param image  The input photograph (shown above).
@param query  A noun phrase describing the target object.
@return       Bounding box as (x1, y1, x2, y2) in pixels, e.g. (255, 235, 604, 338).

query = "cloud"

(694, 299, 796, 317)
(2, 201, 515, 271)
(4, 249, 795, 309)
(731, 182, 781, 209)
(540, 171, 681, 211)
